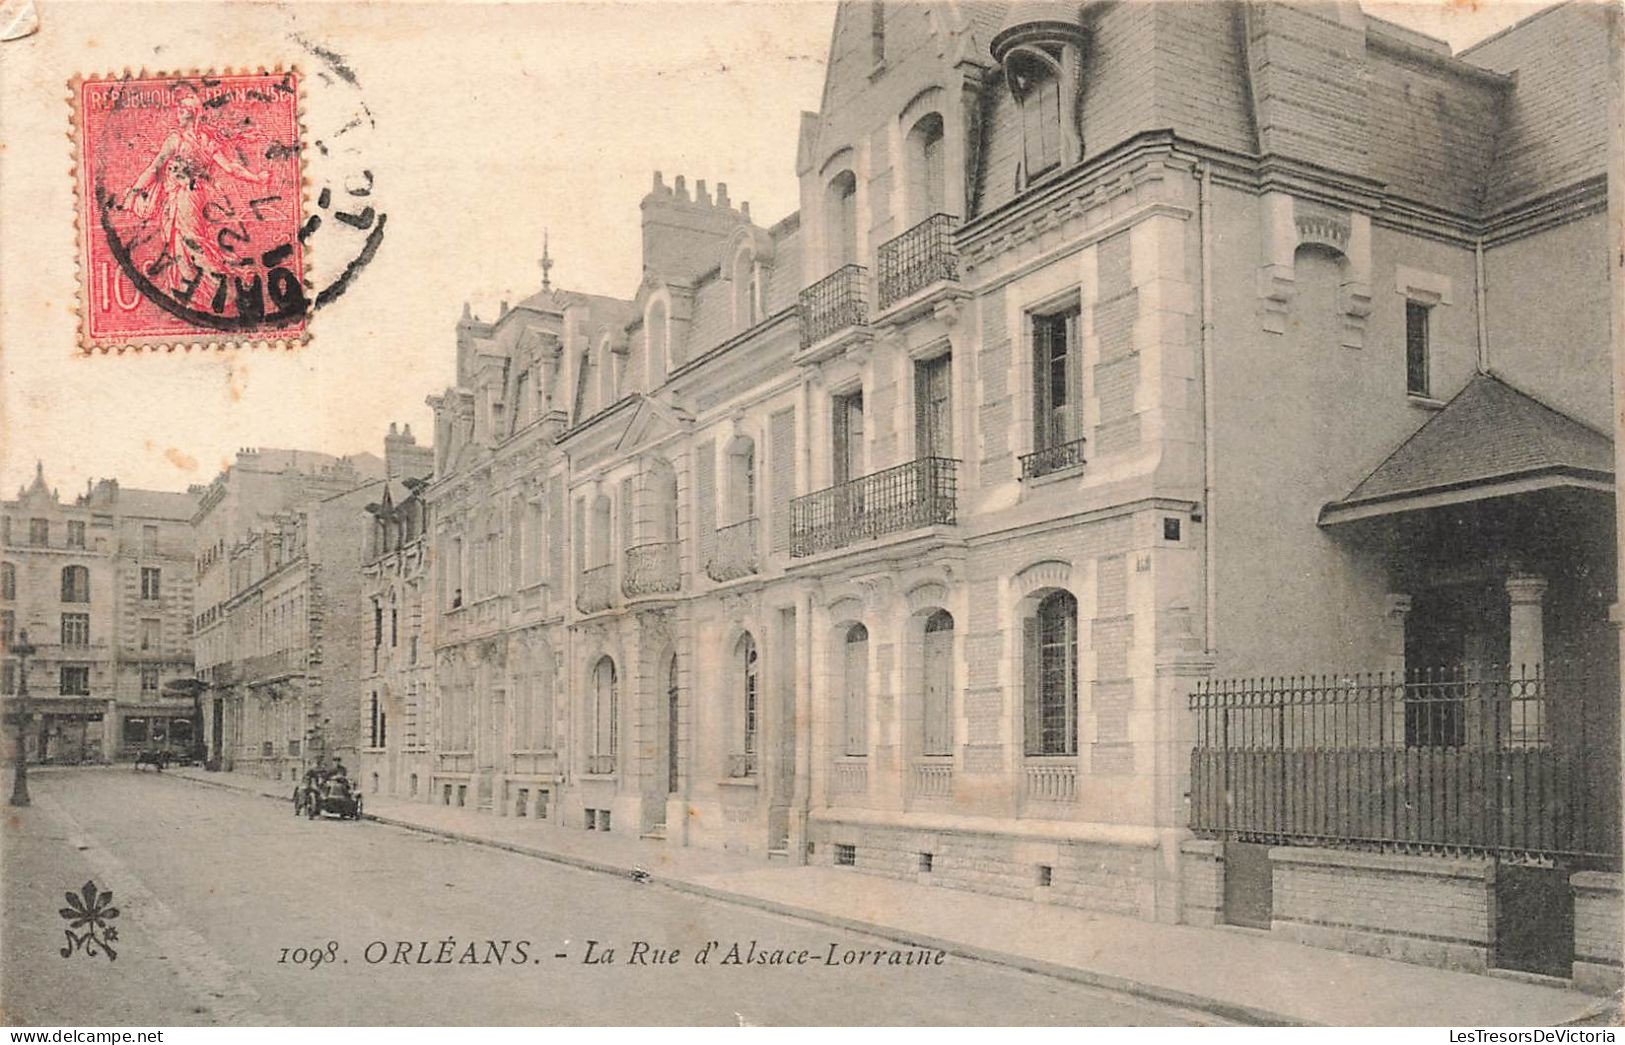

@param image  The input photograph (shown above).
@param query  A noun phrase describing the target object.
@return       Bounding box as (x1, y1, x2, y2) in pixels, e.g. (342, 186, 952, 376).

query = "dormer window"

(1010, 49, 1063, 181)
(990, 6, 1086, 190)
(732, 246, 761, 331)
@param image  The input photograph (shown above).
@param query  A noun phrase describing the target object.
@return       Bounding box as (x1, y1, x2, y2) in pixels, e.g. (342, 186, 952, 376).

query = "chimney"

(639, 170, 750, 284)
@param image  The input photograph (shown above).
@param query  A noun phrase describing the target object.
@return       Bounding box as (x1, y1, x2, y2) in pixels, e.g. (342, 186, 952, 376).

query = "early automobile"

(300, 775, 363, 820)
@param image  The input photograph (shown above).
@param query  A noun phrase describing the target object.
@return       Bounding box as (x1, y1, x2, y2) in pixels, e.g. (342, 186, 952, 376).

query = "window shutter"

(1023, 615, 1042, 756)
(547, 484, 564, 590)
(695, 440, 716, 569)
(619, 476, 635, 554)
(1065, 309, 1082, 442)
(1032, 319, 1050, 451)
(769, 409, 794, 555)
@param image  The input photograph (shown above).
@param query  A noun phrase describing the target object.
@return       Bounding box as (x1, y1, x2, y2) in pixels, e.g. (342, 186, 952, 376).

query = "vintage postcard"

(1, 0, 1621, 1031)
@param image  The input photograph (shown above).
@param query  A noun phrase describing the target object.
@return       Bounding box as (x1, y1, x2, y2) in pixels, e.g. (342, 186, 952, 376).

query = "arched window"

(1008, 48, 1063, 182)
(826, 170, 858, 270)
(922, 610, 954, 756)
(61, 565, 90, 603)
(843, 623, 869, 756)
(726, 435, 756, 524)
(591, 656, 618, 763)
(447, 535, 464, 609)
(1, 562, 13, 601)
(906, 113, 947, 223)
(1024, 591, 1078, 756)
(647, 300, 671, 380)
(732, 247, 760, 330)
(737, 633, 759, 760)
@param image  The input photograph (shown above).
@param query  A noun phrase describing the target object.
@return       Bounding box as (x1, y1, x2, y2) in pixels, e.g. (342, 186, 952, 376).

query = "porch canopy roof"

(1319, 373, 1614, 526)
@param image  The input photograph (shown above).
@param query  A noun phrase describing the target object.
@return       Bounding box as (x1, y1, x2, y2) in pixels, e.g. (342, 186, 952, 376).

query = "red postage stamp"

(72, 70, 307, 352)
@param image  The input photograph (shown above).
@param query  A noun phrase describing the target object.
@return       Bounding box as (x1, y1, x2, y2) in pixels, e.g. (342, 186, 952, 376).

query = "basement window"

(835, 843, 857, 867)
(918, 852, 934, 873)
(1037, 864, 1053, 887)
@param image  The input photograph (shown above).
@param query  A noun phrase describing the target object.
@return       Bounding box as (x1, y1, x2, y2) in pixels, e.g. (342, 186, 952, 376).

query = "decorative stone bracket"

(1256, 192, 1372, 348)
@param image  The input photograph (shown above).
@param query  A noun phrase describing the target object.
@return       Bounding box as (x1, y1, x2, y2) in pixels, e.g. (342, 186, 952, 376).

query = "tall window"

(592, 656, 618, 760)
(728, 437, 756, 523)
(1033, 307, 1082, 452)
(870, 0, 885, 64)
(1024, 591, 1078, 756)
(514, 370, 531, 429)
(67, 521, 86, 549)
(1, 611, 12, 647)
(1, 661, 12, 695)
(1406, 300, 1431, 397)
(843, 624, 869, 756)
(1010, 49, 1063, 180)
(833, 391, 865, 485)
(737, 633, 759, 757)
(590, 495, 612, 568)
(140, 618, 161, 651)
(141, 525, 158, 556)
(61, 613, 89, 646)
(61, 565, 90, 603)
(733, 248, 760, 330)
(60, 665, 90, 696)
(648, 301, 671, 380)
(922, 610, 955, 756)
(826, 171, 858, 270)
(372, 600, 383, 647)
(141, 665, 160, 694)
(370, 692, 386, 748)
(666, 651, 680, 794)
(141, 567, 161, 601)
(915, 355, 952, 459)
(1, 562, 13, 600)
(29, 519, 48, 546)
(906, 113, 946, 223)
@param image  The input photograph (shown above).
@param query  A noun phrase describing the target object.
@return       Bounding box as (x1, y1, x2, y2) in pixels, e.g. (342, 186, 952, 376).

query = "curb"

(163, 770, 1609, 1027)
(166, 769, 1298, 1025)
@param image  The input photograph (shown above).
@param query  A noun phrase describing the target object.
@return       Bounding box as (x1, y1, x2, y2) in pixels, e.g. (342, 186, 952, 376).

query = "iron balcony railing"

(727, 752, 758, 779)
(706, 517, 759, 582)
(622, 541, 680, 597)
(877, 213, 959, 310)
(798, 264, 868, 349)
(1189, 666, 1621, 868)
(790, 457, 957, 557)
(576, 564, 616, 614)
(1020, 436, 1088, 480)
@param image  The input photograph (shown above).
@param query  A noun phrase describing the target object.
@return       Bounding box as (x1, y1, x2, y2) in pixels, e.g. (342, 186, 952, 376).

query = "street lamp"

(10, 628, 36, 807)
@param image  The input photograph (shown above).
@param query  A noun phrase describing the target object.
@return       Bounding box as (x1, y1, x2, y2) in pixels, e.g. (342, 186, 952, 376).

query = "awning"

(1319, 373, 1614, 526)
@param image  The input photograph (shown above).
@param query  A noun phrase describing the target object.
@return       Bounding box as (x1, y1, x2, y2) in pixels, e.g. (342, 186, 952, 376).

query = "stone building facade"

(413, 0, 1617, 980)
(0, 465, 198, 762)
(193, 448, 385, 778)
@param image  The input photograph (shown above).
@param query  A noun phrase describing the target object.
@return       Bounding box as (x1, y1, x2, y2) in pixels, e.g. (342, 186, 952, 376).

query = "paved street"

(3, 769, 1205, 1026)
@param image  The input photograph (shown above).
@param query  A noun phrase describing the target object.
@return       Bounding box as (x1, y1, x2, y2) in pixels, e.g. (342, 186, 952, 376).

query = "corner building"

(423, 0, 1621, 975)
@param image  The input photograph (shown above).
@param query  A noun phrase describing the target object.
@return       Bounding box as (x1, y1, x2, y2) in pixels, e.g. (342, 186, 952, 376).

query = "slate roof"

(1326, 373, 1613, 515)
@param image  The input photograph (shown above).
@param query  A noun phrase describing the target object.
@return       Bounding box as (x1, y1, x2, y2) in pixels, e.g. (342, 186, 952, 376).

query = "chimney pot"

(697, 179, 710, 205)
(674, 175, 687, 201)
(741, 201, 752, 220)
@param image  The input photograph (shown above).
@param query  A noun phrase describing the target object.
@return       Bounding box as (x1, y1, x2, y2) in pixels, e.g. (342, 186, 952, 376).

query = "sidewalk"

(169, 766, 1617, 1027)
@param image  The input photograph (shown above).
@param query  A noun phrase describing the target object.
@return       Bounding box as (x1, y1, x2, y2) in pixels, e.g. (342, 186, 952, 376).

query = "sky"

(0, 0, 1569, 498)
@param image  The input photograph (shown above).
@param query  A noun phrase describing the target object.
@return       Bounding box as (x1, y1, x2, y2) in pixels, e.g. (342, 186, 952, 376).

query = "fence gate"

(1494, 862, 1573, 978)
(1223, 842, 1273, 929)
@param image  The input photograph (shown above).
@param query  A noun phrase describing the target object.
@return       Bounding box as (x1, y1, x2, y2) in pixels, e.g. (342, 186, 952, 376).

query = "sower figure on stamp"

(118, 94, 271, 295)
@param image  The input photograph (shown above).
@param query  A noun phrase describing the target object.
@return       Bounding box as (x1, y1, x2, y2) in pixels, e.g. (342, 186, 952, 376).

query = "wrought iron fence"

(622, 541, 680, 597)
(790, 457, 957, 557)
(798, 264, 868, 349)
(576, 564, 616, 614)
(1189, 667, 1621, 867)
(877, 214, 959, 310)
(1020, 436, 1088, 480)
(706, 518, 759, 581)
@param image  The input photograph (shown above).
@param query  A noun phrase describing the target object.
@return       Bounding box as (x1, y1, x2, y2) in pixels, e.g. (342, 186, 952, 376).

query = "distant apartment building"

(1, 464, 198, 762)
(193, 448, 385, 778)
(408, 0, 1616, 986)
(357, 423, 436, 800)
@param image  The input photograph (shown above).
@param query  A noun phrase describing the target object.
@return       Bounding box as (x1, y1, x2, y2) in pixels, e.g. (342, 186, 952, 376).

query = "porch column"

(1383, 594, 1411, 748)
(1506, 573, 1548, 746)
(1506, 573, 1548, 673)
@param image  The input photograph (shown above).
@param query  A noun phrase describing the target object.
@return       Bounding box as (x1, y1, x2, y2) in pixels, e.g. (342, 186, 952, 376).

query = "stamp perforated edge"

(68, 65, 313, 355)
